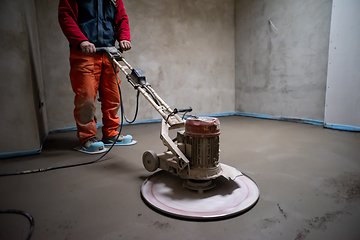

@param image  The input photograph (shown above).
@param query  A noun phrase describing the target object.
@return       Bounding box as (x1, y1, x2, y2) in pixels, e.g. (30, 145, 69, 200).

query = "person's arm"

(58, 0, 91, 51)
(115, 0, 131, 51)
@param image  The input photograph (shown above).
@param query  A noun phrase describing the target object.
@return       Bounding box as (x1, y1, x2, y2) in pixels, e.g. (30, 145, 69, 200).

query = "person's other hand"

(120, 40, 131, 52)
(80, 41, 96, 54)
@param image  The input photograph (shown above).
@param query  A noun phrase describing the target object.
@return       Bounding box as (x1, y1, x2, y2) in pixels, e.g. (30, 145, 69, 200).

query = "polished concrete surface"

(0, 116, 359, 240)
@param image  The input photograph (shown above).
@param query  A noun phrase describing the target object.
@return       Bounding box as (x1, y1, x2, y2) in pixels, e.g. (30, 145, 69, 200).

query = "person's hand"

(119, 40, 131, 52)
(80, 41, 96, 54)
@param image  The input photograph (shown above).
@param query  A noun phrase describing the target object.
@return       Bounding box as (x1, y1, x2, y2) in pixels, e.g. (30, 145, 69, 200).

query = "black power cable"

(124, 85, 140, 124)
(143, 84, 160, 106)
(0, 209, 35, 240)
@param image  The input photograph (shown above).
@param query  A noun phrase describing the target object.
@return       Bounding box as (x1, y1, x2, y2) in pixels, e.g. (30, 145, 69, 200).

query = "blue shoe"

(74, 137, 108, 154)
(101, 135, 124, 144)
(102, 135, 137, 146)
(82, 137, 101, 149)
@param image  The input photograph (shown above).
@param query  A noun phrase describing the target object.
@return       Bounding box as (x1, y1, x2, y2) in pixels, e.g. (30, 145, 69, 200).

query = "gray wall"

(36, 0, 72, 131)
(1, 0, 339, 155)
(0, 0, 46, 153)
(235, 0, 332, 120)
(40, 0, 236, 130)
(0, 0, 235, 155)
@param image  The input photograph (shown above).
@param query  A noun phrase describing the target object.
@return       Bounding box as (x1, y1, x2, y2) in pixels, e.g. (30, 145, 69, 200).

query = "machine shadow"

(153, 171, 240, 200)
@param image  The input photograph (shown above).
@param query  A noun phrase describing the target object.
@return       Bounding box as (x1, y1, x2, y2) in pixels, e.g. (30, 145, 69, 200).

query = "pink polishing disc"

(141, 164, 259, 220)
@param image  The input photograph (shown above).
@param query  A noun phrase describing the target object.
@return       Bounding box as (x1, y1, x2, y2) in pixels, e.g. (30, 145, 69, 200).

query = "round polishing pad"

(141, 164, 259, 220)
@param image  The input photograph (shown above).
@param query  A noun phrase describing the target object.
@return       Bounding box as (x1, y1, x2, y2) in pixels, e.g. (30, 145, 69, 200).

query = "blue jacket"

(77, 0, 116, 47)
(59, 0, 131, 48)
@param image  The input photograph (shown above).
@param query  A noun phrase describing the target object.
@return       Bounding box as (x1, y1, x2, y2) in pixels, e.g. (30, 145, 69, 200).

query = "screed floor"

(0, 116, 359, 240)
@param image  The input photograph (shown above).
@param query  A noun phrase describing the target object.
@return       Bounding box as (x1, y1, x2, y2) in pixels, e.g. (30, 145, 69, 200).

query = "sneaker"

(82, 137, 100, 149)
(102, 134, 124, 144)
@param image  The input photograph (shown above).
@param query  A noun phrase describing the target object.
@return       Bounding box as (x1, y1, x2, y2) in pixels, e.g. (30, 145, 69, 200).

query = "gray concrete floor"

(0, 116, 359, 240)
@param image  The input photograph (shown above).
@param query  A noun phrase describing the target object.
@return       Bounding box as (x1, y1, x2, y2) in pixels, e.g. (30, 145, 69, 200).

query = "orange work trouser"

(69, 49, 121, 144)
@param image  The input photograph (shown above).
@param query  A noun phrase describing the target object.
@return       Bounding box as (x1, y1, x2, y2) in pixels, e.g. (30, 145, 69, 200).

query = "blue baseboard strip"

(198, 112, 239, 118)
(324, 123, 360, 132)
(235, 112, 360, 131)
(235, 112, 324, 126)
(1, 111, 359, 159)
(0, 149, 41, 159)
(0, 132, 49, 160)
(116, 112, 240, 125)
(128, 118, 162, 125)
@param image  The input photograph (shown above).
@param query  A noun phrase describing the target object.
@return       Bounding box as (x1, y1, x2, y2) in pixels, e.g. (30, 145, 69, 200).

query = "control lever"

(173, 107, 193, 114)
(95, 46, 122, 54)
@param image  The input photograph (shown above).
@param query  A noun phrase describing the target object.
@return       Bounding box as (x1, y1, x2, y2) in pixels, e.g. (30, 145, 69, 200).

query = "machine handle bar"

(95, 46, 122, 53)
(173, 107, 192, 114)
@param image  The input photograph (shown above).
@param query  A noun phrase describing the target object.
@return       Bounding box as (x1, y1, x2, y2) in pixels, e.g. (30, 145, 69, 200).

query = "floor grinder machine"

(98, 46, 260, 220)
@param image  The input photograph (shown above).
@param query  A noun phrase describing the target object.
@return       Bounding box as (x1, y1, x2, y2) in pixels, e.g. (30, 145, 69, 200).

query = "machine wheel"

(142, 150, 159, 172)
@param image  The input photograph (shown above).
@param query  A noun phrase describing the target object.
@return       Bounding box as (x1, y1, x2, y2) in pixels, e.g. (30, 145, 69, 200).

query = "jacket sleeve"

(115, 0, 131, 42)
(58, 0, 88, 48)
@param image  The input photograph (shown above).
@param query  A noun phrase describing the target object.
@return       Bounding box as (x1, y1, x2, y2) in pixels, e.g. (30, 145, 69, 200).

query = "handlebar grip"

(174, 107, 192, 114)
(95, 46, 122, 53)
(95, 47, 106, 52)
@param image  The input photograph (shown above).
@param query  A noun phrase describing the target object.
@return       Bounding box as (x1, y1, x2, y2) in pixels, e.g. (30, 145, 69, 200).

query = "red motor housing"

(180, 116, 222, 180)
(185, 117, 220, 137)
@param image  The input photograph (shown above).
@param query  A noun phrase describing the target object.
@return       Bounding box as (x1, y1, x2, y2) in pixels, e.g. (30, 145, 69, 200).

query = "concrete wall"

(0, 0, 235, 155)
(39, 0, 236, 130)
(235, 0, 332, 120)
(35, 0, 73, 132)
(0, 0, 45, 154)
(1, 0, 339, 155)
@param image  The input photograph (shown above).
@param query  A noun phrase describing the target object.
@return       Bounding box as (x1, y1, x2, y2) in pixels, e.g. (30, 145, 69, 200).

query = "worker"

(58, 0, 131, 150)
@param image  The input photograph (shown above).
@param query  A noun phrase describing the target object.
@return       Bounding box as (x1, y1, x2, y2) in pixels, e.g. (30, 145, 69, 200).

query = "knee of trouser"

(75, 97, 96, 124)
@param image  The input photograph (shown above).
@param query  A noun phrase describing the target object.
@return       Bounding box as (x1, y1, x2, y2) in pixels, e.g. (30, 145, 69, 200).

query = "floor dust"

(305, 211, 351, 230)
(277, 203, 288, 219)
(260, 218, 281, 229)
(296, 211, 351, 240)
(295, 228, 310, 240)
(322, 172, 360, 203)
(153, 221, 171, 230)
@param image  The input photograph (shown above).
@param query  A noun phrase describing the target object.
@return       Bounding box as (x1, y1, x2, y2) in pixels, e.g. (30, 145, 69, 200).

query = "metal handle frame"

(100, 47, 190, 173)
